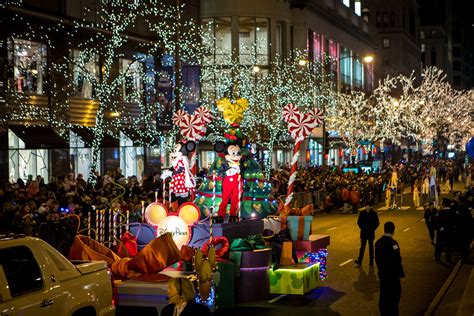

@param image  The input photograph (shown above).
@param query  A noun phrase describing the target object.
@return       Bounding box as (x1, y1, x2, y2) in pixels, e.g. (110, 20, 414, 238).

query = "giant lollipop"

(283, 104, 324, 206)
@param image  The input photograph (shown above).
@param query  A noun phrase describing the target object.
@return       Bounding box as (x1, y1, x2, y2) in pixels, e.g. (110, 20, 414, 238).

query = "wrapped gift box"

(269, 263, 320, 295)
(287, 216, 313, 241)
(294, 235, 330, 257)
(240, 248, 272, 268)
(237, 266, 270, 302)
(216, 261, 235, 308)
(189, 219, 264, 249)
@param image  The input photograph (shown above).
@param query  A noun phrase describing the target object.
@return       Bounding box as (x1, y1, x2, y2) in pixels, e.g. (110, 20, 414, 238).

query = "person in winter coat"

(355, 200, 380, 267)
(423, 202, 437, 245)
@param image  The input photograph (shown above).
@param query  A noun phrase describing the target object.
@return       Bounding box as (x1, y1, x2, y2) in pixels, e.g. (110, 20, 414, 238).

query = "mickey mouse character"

(214, 142, 244, 223)
(161, 141, 196, 206)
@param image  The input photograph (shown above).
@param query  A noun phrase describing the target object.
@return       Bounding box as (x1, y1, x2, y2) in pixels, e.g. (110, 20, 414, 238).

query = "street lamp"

(363, 55, 374, 63)
(298, 59, 308, 66)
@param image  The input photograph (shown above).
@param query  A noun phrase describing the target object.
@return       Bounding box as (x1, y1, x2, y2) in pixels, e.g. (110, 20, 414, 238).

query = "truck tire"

(72, 306, 96, 316)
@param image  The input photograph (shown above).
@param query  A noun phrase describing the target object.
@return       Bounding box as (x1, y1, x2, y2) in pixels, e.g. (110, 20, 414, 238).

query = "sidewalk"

(425, 245, 474, 316)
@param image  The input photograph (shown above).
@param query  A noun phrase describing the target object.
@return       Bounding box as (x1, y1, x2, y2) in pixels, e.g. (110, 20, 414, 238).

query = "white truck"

(0, 235, 115, 316)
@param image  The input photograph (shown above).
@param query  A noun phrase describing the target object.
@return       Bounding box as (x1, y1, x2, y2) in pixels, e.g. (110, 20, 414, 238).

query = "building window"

(313, 32, 322, 63)
(120, 131, 145, 181)
(71, 50, 99, 99)
(8, 129, 49, 183)
(383, 38, 390, 48)
(362, 8, 370, 22)
(421, 44, 425, 53)
(430, 49, 437, 67)
(329, 39, 338, 73)
(390, 11, 395, 27)
(383, 57, 391, 67)
(453, 76, 461, 86)
(353, 57, 363, 88)
(342, 0, 350, 7)
(202, 17, 232, 65)
(340, 47, 351, 85)
(421, 52, 425, 68)
(276, 21, 285, 60)
(354, 1, 361, 16)
(382, 12, 389, 27)
(453, 61, 461, 71)
(453, 47, 461, 58)
(239, 17, 269, 65)
(120, 58, 143, 103)
(8, 38, 47, 94)
(420, 31, 425, 39)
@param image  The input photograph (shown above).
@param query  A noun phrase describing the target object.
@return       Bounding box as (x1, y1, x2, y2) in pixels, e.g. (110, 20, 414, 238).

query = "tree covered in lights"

(326, 90, 374, 151)
(326, 66, 473, 157)
(200, 49, 332, 174)
(413, 67, 473, 151)
(54, 0, 157, 182)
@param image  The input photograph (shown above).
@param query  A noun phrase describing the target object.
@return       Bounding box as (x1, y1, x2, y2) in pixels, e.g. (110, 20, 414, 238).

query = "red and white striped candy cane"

(285, 137, 303, 206)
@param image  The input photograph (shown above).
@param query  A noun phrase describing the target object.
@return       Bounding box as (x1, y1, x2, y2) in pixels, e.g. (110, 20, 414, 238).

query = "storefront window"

(8, 130, 49, 183)
(120, 58, 143, 103)
(120, 132, 144, 180)
(308, 139, 323, 166)
(239, 17, 269, 65)
(9, 38, 47, 94)
(69, 131, 92, 181)
(72, 49, 99, 99)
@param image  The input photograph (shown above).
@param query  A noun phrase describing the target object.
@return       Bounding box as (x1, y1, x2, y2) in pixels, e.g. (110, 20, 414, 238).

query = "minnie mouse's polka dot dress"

(171, 159, 188, 194)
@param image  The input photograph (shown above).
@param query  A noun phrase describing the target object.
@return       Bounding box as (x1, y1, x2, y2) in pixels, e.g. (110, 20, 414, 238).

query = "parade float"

(66, 101, 330, 313)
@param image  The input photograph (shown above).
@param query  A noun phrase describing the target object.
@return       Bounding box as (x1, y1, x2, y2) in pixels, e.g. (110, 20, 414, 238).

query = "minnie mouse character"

(214, 141, 244, 223)
(161, 141, 196, 206)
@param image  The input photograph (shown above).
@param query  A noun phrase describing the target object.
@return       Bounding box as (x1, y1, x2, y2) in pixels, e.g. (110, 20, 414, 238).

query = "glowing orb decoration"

(145, 202, 168, 226)
(178, 202, 200, 225)
(156, 216, 190, 250)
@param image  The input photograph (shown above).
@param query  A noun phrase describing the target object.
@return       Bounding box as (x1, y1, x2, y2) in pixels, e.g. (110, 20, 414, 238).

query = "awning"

(9, 125, 68, 149)
(70, 126, 119, 148)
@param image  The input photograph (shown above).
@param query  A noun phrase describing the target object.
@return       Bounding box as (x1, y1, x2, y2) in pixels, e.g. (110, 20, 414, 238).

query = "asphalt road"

(215, 186, 463, 316)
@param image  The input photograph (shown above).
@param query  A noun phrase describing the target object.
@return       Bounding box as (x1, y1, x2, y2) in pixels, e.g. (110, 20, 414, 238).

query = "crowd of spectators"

(0, 157, 472, 237)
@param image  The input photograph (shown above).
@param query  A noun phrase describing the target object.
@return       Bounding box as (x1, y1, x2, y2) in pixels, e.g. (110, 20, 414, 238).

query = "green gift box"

(216, 261, 236, 308)
(269, 263, 320, 295)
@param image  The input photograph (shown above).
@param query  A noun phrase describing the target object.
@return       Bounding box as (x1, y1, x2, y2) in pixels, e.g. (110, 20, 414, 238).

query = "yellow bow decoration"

(216, 97, 249, 125)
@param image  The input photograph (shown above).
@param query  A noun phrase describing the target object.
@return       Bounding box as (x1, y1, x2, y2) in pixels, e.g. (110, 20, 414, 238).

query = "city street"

(216, 189, 460, 316)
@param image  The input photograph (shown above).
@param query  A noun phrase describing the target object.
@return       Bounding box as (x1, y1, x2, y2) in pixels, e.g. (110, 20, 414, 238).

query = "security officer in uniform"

(375, 221, 405, 316)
